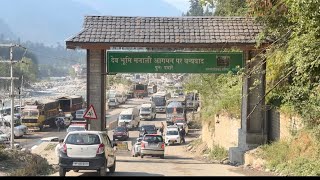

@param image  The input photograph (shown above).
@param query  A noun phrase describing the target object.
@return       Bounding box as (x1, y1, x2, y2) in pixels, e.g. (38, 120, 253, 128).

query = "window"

(143, 135, 163, 143)
(167, 130, 179, 135)
(65, 133, 100, 145)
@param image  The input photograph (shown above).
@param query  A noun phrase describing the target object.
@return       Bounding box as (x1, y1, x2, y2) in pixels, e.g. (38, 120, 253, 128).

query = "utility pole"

(0, 43, 27, 149)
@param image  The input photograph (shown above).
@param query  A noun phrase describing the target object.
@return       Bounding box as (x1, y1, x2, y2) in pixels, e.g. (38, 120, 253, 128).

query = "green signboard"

(106, 51, 243, 74)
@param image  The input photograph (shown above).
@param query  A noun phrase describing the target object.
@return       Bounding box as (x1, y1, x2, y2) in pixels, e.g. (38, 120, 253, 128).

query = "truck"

(133, 83, 148, 98)
(21, 100, 60, 131)
(57, 95, 84, 119)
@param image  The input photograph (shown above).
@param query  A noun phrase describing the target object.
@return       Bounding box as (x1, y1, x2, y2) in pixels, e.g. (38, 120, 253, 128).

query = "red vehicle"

(134, 83, 148, 98)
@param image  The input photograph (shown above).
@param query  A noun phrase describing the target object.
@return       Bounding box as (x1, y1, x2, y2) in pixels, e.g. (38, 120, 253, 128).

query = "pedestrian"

(55, 139, 64, 157)
(159, 122, 164, 136)
(180, 127, 186, 144)
(55, 118, 61, 132)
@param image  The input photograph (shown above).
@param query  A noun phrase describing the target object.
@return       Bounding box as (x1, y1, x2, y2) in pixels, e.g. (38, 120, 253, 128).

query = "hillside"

(0, 0, 182, 46)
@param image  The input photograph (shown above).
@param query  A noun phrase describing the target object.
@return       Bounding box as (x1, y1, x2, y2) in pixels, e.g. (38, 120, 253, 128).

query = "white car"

(58, 131, 117, 176)
(0, 130, 10, 144)
(66, 124, 87, 132)
(164, 126, 181, 145)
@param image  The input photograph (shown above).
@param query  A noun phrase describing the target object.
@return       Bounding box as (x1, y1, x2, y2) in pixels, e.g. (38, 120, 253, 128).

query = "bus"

(151, 91, 171, 113)
(165, 98, 187, 125)
(21, 100, 60, 131)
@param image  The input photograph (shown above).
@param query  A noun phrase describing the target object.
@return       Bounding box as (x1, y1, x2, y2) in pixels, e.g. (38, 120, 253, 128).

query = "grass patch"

(189, 138, 202, 147)
(258, 130, 320, 176)
(0, 149, 54, 176)
(207, 145, 228, 161)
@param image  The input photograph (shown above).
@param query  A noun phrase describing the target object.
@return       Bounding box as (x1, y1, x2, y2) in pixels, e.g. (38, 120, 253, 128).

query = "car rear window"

(66, 133, 101, 145)
(143, 135, 163, 143)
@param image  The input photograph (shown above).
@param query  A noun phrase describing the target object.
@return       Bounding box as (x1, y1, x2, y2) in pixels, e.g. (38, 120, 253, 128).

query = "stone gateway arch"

(66, 16, 270, 164)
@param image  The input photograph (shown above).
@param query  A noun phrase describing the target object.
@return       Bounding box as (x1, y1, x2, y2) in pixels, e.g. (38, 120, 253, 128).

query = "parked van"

(139, 103, 156, 121)
(118, 108, 140, 129)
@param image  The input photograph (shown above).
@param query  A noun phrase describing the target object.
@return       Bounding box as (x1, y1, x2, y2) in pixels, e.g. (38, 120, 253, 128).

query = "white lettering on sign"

(155, 66, 162, 72)
(110, 56, 119, 63)
(120, 56, 132, 65)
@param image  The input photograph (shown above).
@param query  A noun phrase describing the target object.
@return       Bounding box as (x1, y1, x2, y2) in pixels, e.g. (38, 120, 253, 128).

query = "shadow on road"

(78, 171, 164, 176)
(117, 158, 213, 165)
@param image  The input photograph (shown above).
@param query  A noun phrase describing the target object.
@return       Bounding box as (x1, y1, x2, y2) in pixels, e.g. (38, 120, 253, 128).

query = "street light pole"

(10, 46, 15, 149)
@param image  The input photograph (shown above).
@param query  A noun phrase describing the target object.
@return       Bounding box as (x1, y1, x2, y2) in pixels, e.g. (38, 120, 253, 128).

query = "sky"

(163, 0, 190, 12)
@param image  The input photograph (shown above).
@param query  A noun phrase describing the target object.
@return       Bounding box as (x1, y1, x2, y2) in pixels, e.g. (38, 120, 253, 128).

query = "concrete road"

(50, 112, 276, 176)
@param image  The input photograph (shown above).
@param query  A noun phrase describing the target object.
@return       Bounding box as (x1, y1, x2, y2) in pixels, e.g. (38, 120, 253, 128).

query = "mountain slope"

(0, 0, 182, 45)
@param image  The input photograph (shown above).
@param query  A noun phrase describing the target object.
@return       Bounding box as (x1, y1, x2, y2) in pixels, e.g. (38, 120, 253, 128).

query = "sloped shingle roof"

(66, 16, 265, 49)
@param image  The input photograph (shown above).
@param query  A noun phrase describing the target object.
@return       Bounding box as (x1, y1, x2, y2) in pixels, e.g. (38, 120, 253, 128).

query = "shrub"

(208, 145, 228, 161)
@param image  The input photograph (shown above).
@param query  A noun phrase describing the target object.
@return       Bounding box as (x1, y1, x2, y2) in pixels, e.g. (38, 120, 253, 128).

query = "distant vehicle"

(139, 103, 156, 121)
(21, 100, 60, 131)
(117, 108, 140, 129)
(165, 125, 181, 145)
(186, 92, 199, 111)
(59, 131, 117, 176)
(131, 137, 143, 157)
(140, 134, 165, 159)
(71, 109, 87, 129)
(0, 116, 25, 138)
(0, 129, 9, 144)
(147, 84, 157, 95)
(165, 100, 187, 125)
(66, 124, 87, 132)
(174, 119, 189, 135)
(57, 95, 84, 119)
(133, 83, 148, 98)
(55, 116, 71, 128)
(139, 125, 157, 137)
(151, 92, 171, 113)
(113, 126, 129, 141)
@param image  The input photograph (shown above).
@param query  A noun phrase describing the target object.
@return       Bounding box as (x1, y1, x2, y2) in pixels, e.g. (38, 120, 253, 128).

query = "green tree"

(184, 0, 204, 16)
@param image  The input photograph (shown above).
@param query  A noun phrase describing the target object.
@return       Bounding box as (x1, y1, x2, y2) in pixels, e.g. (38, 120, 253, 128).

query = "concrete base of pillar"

(229, 128, 267, 165)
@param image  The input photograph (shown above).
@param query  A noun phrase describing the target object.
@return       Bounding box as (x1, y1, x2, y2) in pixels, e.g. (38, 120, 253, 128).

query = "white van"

(139, 103, 156, 120)
(118, 108, 140, 129)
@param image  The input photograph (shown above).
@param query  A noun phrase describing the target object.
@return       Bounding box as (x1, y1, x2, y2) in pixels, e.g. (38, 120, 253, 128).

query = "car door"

(102, 133, 115, 167)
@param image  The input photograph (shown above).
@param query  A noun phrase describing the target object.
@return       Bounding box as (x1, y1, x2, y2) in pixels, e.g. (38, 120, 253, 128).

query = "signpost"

(107, 51, 243, 74)
(83, 105, 97, 130)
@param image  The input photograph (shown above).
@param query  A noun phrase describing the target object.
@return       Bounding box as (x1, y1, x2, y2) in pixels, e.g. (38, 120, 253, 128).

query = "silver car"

(140, 134, 165, 159)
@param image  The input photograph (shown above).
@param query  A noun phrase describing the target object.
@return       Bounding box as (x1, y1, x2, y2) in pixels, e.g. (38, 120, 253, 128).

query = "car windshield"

(143, 135, 163, 143)
(67, 126, 86, 132)
(166, 107, 184, 114)
(167, 130, 179, 135)
(141, 126, 156, 131)
(141, 107, 151, 111)
(120, 115, 132, 120)
(115, 127, 126, 132)
(65, 133, 100, 145)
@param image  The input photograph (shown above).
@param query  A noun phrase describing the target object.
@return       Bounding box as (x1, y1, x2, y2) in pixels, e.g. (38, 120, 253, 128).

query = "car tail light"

(141, 142, 145, 149)
(61, 143, 67, 153)
(161, 143, 165, 149)
(96, 143, 105, 154)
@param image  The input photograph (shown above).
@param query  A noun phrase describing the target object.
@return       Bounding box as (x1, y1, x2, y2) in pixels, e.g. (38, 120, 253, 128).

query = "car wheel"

(99, 161, 107, 176)
(140, 154, 144, 158)
(160, 155, 165, 159)
(108, 159, 116, 173)
(59, 167, 66, 176)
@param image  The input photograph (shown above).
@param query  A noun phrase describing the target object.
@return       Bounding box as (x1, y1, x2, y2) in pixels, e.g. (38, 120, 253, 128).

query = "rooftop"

(66, 16, 267, 49)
